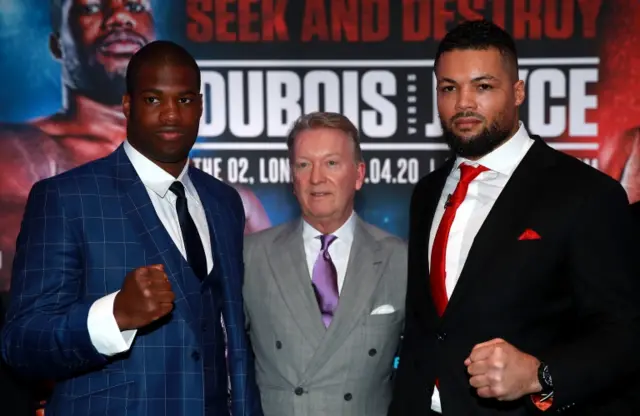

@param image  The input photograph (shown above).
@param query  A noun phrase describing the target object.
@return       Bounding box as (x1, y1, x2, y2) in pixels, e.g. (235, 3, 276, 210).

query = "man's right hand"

(113, 264, 175, 331)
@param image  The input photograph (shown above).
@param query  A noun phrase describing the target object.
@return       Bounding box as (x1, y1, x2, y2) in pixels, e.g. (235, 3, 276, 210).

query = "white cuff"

(431, 385, 443, 413)
(87, 291, 137, 356)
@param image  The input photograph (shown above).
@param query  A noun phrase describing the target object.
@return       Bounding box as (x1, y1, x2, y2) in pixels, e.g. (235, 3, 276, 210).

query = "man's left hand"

(465, 338, 542, 401)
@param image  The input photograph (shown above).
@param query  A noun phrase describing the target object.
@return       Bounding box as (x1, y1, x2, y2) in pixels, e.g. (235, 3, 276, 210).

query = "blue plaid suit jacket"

(1, 145, 263, 416)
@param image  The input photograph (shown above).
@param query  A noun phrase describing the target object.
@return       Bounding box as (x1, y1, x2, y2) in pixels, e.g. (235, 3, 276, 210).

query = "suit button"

(276, 341, 282, 349)
(191, 350, 201, 361)
(368, 348, 377, 356)
(294, 387, 304, 396)
(344, 393, 352, 401)
(437, 332, 446, 341)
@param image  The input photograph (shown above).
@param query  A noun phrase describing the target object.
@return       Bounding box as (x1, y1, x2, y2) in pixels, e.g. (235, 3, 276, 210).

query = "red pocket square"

(518, 229, 541, 240)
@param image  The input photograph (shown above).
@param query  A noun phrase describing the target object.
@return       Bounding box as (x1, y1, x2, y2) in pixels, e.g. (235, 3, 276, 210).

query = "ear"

(513, 79, 525, 107)
(122, 94, 131, 119)
(49, 33, 62, 60)
(354, 161, 366, 191)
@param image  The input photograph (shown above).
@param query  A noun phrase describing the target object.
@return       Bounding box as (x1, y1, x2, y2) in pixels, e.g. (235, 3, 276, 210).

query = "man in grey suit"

(243, 111, 407, 416)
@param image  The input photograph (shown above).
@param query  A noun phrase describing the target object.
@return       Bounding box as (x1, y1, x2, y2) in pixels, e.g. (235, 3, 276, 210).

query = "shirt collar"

(454, 121, 532, 176)
(123, 139, 198, 202)
(302, 211, 357, 247)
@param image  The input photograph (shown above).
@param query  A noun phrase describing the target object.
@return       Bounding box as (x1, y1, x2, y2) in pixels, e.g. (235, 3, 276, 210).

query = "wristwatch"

(537, 361, 554, 394)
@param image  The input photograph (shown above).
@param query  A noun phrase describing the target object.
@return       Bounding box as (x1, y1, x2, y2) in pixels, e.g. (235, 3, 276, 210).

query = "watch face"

(541, 364, 553, 389)
(538, 362, 553, 391)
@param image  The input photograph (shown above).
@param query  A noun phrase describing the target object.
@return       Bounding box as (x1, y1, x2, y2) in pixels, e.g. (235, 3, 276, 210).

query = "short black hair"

(435, 19, 519, 80)
(125, 40, 201, 95)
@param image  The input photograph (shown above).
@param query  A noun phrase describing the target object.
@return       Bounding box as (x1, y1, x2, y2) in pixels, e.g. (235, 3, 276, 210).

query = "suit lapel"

(267, 221, 326, 347)
(300, 217, 384, 382)
(442, 139, 558, 320)
(112, 145, 195, 326)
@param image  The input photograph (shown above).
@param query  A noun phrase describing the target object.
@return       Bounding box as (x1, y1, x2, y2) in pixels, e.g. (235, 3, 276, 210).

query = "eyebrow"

(295, 153, 342, 160)
(139, 89, 199, 95)
(438, 75, 499, 85)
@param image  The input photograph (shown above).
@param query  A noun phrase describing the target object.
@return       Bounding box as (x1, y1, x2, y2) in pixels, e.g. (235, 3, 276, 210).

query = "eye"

(80, 4, 101, 15)
(327, 160, 338, 167)
(478, 83, 493, 91)
(178, 98, 193, 104)
(126, 1, 147, 13)
(144, 97, 159, 104)
(439, 85, 455, 93)
(296, 161, 309, 169)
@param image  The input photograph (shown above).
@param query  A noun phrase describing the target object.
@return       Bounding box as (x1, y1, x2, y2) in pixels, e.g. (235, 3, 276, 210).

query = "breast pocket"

(363, 311, 403, 327)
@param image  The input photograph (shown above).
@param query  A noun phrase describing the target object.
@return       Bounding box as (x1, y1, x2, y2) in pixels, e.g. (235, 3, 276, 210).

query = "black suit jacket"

(630, 201, 640, 223)
(388, 137, 640, 415)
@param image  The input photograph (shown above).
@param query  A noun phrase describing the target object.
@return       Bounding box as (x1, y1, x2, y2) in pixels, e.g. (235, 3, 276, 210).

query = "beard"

(441, 113, 513, 159)
(60, 33, 142, 106)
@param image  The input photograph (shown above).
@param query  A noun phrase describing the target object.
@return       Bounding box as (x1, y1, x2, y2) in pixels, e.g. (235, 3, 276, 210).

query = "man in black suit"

(631, 201, 640, 221)
(388, 20, 640, 415)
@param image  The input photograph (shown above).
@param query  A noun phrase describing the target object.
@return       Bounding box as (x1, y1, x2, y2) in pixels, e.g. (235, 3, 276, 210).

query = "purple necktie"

(312, 234, 339, 328)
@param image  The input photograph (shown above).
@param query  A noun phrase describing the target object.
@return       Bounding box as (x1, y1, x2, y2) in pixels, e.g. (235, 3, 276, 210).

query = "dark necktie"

(169, 181, 208, 281)
(311, 234, 339, 328)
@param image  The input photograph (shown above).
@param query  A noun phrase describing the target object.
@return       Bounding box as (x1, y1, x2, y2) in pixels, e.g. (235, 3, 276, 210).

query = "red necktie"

(430, 163, 488, 316)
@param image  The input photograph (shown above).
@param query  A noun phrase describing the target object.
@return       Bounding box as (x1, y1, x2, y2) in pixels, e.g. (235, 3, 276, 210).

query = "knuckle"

(145, 300, 158, 312)
(489, 372, 502, 384)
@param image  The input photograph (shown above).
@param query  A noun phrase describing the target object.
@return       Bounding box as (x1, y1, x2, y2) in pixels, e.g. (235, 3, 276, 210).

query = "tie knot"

(169, 181, 186, 199)
(319, 234, 337, 251)
(458, 163, 488, 185)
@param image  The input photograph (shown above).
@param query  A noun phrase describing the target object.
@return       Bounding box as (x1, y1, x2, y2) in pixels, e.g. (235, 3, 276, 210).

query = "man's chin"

(98, 55, 134, 75)
(451, 126, 484, 139)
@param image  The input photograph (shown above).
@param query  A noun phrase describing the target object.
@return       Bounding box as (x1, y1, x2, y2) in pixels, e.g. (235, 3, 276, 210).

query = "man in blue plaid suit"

(1, 40, 263, 416)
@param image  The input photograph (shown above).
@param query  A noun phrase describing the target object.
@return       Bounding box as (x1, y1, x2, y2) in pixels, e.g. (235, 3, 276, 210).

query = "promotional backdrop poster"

(0, 1, 637, 294)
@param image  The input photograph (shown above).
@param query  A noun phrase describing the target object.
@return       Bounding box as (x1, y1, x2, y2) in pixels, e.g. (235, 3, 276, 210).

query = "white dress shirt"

(429, 122, 534, 413)
(302, 211, 357, 294)
(86, 139, 213, 356)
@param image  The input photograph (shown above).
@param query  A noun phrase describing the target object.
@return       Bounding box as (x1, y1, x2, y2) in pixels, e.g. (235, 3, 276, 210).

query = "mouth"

(157, 131, 185, 141)
(98, 32, 145, 57)
(99, 41, 142, 56)
(453, 118, 483, 129)
(310, 192, 332, 198)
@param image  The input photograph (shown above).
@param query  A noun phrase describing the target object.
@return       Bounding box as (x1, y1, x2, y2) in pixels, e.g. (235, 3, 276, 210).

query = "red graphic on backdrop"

(300, 0, 389, 41)
(596, 0, 640, 203)
(402, 0, 602, 41)
(187, 0, 290, 42)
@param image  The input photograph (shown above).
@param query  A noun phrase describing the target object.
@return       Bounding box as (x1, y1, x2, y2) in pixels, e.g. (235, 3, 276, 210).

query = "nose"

(455, 87, 477, 112)
(309, 164, 325, 185)
(104, 2, 138, 30)
(159, 101, 180, 125)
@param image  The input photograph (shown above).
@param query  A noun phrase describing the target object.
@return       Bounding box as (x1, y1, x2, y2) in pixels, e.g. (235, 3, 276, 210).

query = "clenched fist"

(465, 338, 542, 401)
(113, 264, 175, 331)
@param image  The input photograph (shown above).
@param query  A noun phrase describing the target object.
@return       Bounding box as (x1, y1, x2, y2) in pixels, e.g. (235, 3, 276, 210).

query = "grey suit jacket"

(243, 215, 407, 416)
